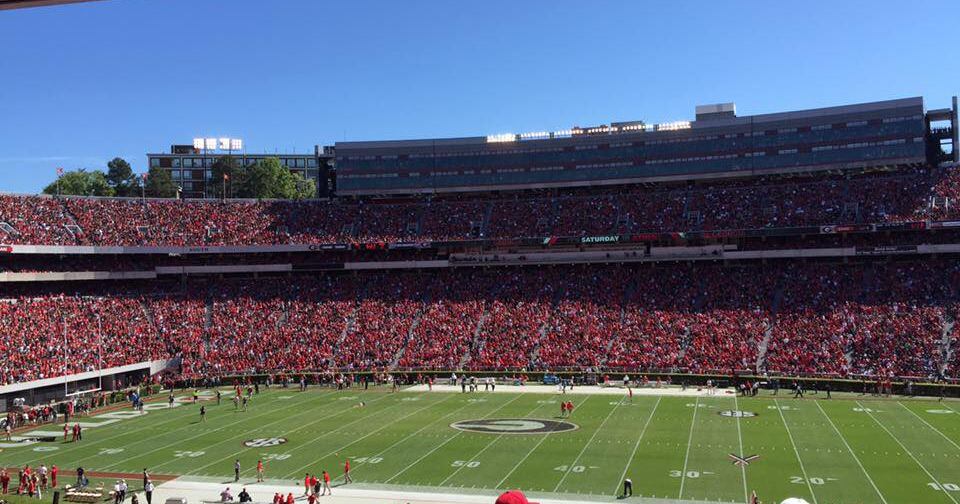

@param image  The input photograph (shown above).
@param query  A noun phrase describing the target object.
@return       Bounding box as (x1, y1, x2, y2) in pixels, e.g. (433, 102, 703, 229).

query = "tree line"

(43, 156, 317, 200)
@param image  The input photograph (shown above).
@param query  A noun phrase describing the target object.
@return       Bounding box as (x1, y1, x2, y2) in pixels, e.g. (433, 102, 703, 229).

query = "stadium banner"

(579, 235, 622, 244)
(854, 245, 917, 256)
(388, 242, 431, 250)
(820, 224, 876, 234)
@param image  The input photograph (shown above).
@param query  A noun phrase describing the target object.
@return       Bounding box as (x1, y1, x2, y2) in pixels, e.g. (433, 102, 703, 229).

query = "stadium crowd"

(1, 261, 958, 385)
(3, 167, 960, 247)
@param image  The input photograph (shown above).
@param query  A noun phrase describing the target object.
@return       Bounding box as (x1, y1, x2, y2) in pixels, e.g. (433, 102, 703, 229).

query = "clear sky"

(0, 0, 957, 193)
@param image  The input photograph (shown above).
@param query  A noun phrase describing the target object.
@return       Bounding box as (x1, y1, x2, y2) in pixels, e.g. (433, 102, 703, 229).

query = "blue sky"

(0, 0, 957, 193)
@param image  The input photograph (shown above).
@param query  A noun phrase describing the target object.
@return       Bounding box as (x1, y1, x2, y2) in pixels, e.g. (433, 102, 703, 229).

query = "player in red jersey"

(321, 471, 331, 495)
(343, 459, 352, 484)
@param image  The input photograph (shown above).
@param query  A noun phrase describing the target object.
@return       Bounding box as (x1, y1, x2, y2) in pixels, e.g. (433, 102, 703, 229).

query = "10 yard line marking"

(678, 396, 699, 500)
(774, 399, 818, 504)
(384, 394, 524, 484)
(612, 396, 661, 495)
(553, 396, 618, 493)
(733, 395, 748, 504)
(898, 402, 960, 452)
(857, 401, 959, 504)
(814, 401, 888, 504)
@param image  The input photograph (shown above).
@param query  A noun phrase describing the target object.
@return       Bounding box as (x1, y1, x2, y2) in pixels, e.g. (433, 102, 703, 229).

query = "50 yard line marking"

(774, 399, 818, 504)
(857, 401, 959, 504)
(678, 396, 699, 500)
(733, 395, 748, 504)
(384, 393, 524, 484)
(814, 401, 888, 504)
(611, 396, 661, 495)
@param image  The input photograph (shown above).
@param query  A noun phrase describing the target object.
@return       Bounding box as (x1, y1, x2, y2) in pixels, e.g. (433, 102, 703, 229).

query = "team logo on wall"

(718, 410, 757, 418)
(243, 437, 288, 447)
(450, 419, 578, 434)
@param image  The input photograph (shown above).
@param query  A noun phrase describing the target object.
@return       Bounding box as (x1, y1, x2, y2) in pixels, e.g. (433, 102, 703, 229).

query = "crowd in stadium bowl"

(1, 261, 958, 385)
(3, 167, 960, 247)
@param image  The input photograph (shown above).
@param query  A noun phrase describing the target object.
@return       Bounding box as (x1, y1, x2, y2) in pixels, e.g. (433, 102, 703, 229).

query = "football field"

(3, 386, 960, 504)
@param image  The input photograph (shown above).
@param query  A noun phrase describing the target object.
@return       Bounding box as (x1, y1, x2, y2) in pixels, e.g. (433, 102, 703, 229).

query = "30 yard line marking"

(733, 395, 748, 504)
(857, 401, 959, 504)
(678, 396, 699, 500)
(186, 391, 399, 476)
(613, 396, 661, 495)
(898, 402, 960, 452)
(774, 399, 818, 504)
(815, 401, 888, 504)
(384, 393, 524, 484)
(286, 393, 457, 479)
(553, 396, 617, 493)
(100, 389, 341, 471)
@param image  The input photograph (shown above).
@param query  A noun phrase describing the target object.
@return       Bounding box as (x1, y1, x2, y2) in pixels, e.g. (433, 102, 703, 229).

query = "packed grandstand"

(1, 95, 959, 392)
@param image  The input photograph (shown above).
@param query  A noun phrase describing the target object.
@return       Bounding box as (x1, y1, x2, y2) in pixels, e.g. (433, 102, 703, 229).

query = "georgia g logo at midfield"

(451, 418, 578, 434)
(243, 437, 288, 447)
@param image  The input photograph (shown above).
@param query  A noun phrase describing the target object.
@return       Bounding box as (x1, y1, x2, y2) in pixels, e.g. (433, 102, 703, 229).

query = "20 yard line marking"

(678, 396, 699, 500)
(857, 401, 958, 504)
(553, 396, 615, 493)
(612, 396, 661, 495)
(898, 402, 960, 452)
(814, 401, 887, 504)
(384, 394, 524, 484)
(733, 395, 748, 504)
(775, 399, 818, 504)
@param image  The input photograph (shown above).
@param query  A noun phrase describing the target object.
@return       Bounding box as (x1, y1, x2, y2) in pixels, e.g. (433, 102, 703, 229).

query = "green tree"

(106, 157, 137, 196)
(211, 156, 244, 199)
(144, 166, 178, 198)
(42, 169, 114, 196)
(237, 157, 290, 199)
(291, 172, 317, 200)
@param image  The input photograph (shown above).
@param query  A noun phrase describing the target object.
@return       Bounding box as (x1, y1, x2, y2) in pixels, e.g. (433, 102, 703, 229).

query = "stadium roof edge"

(334, 96, 924, 151)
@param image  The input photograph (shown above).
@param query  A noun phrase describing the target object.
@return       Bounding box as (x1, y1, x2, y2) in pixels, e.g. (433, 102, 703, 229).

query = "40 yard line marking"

(733, 395, 748, 504)
(553, 396, 616, 493)
(612, 396, 661, 495)
(384, 393, 524, 484)
(814, 401, 888, 504)
(496, 395, 596, 490)
(285, 393, 457, 479)
(898, 402, 960, 452)
(774, 399, 818, 504)
(856, 401, 959, 504)
(678, 396, 699, 500)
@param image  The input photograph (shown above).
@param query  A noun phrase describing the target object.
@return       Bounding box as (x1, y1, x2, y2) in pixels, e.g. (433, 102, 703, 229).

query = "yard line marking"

(441, 398, 554, 487)
(192, 391, 398, 476)
(857, 401, 959, 504)
(899, 402, 960, 452)
(151, 391, 389, 473)
(384, 393, 523, 484)
(611, 396, 661, 495)
(554, 396, 612, 492)
(285, 393, 457, 479)
(733, 395, 749, 504)
(814, 401, 887, 504)
(94, 389, 339, 470)
(774, 399, 818, 504)
(678, 396, 699, 500)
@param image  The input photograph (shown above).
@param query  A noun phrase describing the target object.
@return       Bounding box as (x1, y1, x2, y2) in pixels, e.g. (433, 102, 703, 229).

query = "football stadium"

(2, 2, 960, 504)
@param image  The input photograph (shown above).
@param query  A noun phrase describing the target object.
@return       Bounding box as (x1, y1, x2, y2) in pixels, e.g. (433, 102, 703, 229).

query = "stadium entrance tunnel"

(450, 418, 578, 434)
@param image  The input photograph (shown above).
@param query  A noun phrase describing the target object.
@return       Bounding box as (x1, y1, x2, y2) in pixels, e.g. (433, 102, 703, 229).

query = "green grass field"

(2, 386, 960, 504)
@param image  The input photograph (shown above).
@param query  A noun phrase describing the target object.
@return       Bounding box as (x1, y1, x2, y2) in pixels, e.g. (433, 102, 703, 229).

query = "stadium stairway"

(755, 279, 785, 371)
(458, 309, 489, 369)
